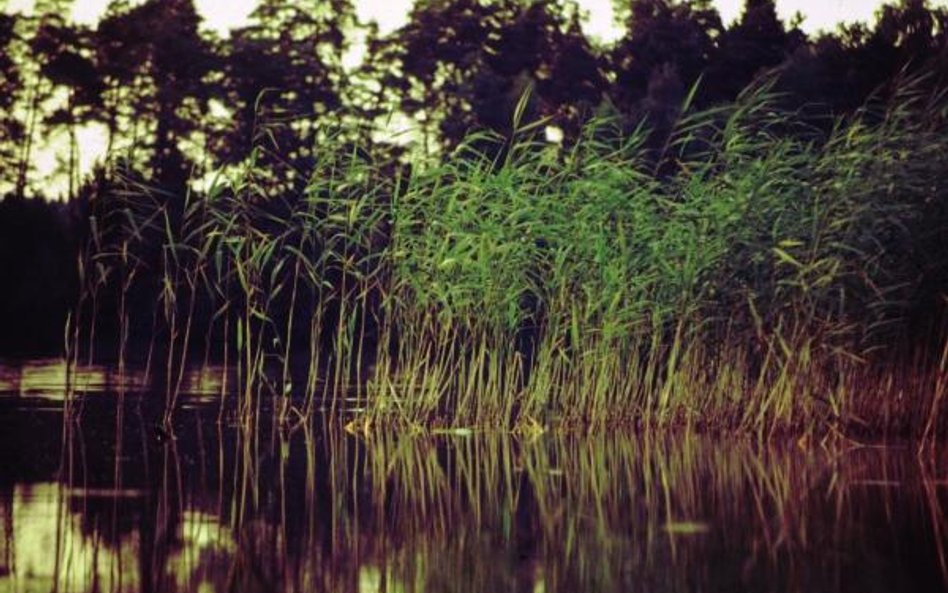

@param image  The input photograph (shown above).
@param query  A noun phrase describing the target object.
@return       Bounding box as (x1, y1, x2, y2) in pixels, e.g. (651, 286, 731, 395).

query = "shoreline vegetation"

(67, 80, 948, 441)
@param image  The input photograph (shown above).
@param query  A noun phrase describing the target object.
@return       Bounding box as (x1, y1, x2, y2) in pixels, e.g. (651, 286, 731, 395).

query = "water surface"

(0, 359, 946, 593)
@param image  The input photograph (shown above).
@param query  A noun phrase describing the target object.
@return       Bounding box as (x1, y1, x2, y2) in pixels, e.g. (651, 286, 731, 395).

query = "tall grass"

(74, 80, 948, 437)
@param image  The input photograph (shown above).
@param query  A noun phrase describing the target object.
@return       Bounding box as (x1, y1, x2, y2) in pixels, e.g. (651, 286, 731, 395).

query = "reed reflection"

(1, 404, 945, 593)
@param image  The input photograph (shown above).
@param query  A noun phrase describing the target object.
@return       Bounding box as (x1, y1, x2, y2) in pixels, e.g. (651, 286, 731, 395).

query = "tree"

(370, 0, 608, 151)
(214, 0, 354, 185)
(610, 0, 722, 110)
(10, 1, 78, 198)
(705, 0, 804, 102)
(486, 2, 608, 141)
(31, 15, 103, 199)
(779, 0, 948, 116)
(95, 0, 217, 192)
(0, 13, 23, 190)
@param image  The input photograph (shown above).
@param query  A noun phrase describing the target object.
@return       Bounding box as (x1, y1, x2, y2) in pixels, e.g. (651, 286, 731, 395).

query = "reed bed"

(72, 80, 948, 438)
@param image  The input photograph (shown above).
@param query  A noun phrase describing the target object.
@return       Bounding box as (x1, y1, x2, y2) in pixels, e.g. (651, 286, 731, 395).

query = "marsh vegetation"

(0, 0, 945, 438)
(3, 2, 948, 591)
(69, 80, 948, 439)
(1, 375, 946, 593)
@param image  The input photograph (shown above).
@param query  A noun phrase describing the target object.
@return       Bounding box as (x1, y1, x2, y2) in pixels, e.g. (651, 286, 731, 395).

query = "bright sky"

(6, 0, 940, 39)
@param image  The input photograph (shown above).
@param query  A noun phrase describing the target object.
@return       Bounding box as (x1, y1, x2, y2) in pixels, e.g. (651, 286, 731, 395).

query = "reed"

(73, 79, 948, 438)
(39, 393, 948, 593)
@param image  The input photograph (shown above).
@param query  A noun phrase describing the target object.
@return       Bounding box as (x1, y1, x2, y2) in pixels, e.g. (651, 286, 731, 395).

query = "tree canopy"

(0, 0, 945, 199)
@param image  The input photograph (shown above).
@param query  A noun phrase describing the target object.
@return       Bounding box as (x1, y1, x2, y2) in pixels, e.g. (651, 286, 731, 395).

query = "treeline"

(1, 0, 947, 358)
(1, 0, 946, 197)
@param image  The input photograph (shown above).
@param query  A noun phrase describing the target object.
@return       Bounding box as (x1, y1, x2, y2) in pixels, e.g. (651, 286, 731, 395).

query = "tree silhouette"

(95, 0, 216, 192)
(214, 0, 354, 187)
(779, 0, 948, 116)
(611, 0, 722, 101)
(706, 0, 804, 102)
(31, 15, 103, 199)
(609, 0, 723, 143)
(370, 0, 608, 152)
(484, 2, 608, 141)
(11, 3, 71, 198)
(0, 13, 23, 190)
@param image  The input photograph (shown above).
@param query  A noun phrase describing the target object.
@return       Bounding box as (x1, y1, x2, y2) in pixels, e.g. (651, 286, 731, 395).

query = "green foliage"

(75, 80, 948, 438)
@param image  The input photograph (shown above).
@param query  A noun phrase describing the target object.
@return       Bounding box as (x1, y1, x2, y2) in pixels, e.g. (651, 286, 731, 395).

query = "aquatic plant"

(73, 79, 948, 438)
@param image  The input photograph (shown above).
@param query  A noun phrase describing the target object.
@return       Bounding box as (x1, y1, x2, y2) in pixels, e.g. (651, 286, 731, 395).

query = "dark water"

(0, 360, 946, 593)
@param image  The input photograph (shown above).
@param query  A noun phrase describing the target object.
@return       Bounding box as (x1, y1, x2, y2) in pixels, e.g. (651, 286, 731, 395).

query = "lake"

(0, 359, 946, 593)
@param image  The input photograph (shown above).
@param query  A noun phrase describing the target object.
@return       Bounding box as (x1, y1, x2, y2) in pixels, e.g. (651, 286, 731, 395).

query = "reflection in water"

(0, 393, 946, 593)
(9, 483, 140, 593)
(0, 359, 230, 401)
(0, 488, 9, 578)
(0, 359, 116, 400)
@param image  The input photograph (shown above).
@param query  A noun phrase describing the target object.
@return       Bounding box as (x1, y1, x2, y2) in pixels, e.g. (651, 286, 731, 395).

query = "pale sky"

(7, 0, 941, 40)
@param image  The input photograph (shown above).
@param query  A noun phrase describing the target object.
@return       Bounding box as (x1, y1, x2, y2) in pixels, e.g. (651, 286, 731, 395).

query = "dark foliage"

(0, 195, 78, 355)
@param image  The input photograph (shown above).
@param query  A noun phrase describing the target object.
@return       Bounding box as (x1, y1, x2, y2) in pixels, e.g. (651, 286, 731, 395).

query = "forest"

(1, 0, 947, 434)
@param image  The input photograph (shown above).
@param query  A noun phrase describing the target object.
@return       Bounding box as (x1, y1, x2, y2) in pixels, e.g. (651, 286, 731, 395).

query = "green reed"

(74, 79, 948, 437)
